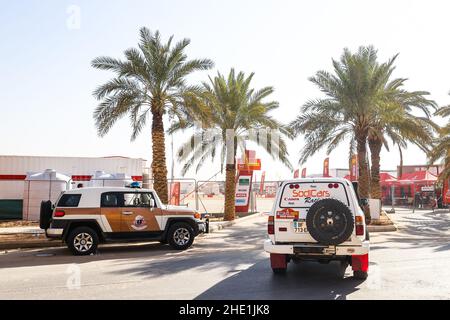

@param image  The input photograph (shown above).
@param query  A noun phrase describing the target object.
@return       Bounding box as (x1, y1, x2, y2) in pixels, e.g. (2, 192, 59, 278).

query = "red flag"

(293, 169, 299, 178)
(169, 182, 181, 205)
(301, 168, 307, 178)
(259, 171, 266, 193)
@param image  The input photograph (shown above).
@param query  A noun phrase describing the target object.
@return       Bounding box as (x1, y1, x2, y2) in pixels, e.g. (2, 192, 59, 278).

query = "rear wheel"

(353, 270, 368, 280)
(272, 268, 287, 274)
(337, 260, 349, 278)
(67, 226, 99, 256)
(168, 222, 195, 250)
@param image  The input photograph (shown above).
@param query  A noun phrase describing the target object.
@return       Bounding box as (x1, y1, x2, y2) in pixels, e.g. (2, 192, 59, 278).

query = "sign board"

(235, 174, 252, 207)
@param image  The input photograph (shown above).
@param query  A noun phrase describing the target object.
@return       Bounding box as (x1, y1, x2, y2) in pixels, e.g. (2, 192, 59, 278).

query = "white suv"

(264, 178, 370, 279)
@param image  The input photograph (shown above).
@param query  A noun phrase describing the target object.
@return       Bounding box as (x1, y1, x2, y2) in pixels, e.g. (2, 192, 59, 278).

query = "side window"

(101, 193, 122, 208)
(123, 193, 155, 208)
(57, 194, 81, 207)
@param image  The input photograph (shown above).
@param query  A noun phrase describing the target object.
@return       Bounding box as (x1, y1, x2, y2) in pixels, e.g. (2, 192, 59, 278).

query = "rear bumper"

(45, 228, 64, 239)
(264, 239, 369, 256)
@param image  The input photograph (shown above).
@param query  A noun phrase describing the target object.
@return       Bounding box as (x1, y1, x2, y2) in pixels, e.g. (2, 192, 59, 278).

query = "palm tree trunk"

(224, 163, 236, 221)
(151, 107, 169, 204)
(398, 145, 403, 179)
(356, 130, 371, 222)
(369, 137, 382, 200)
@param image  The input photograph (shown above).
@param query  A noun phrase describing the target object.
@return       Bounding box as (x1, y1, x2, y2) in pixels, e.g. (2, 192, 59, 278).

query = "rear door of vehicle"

(274, 180, 351, 243)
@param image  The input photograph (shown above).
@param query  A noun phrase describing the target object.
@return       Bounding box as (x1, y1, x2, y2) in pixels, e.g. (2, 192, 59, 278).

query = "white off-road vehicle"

(264, 178, 370, 279)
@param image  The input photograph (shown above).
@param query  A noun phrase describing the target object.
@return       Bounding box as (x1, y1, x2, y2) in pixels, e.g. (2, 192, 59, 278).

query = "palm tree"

(291, 47, 394, 215)
(171, 69, 292, 220)
(368, 102, 436, 199)
(290, 46, 437, 220)
(91, 27, 213, 203)
(428, 104, 450, 181)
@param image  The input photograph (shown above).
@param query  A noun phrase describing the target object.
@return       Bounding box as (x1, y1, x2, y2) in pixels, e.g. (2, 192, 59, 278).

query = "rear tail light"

(268, 215, 274, 235)
(355, 215, 364, 236)
(54, 210, 65, 217)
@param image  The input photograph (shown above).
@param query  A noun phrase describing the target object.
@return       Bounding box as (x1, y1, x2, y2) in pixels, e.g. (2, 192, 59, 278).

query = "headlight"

(194, 212, 201, 219)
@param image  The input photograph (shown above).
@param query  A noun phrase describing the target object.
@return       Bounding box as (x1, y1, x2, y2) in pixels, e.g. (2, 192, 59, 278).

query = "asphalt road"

(0, 209, 449, 300)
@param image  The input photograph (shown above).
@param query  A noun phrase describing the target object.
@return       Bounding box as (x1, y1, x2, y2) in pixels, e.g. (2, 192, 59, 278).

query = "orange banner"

(350, 155, 358, 181)
(323, 157, 330, 177)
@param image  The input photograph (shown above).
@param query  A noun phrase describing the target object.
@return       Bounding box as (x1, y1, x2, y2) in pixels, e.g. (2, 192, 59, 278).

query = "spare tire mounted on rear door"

(39, 200, 53, 230)
(306, 198, 354, 245)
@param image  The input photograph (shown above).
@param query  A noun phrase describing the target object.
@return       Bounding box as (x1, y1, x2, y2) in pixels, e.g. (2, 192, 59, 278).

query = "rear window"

(101, 193, 122, 207)
(57, 194, 81, 207)
(279, 181, 349, 208)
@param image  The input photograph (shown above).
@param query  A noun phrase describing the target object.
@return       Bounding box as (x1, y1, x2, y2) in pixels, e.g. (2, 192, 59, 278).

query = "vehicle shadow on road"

(195, 259, 366, 300)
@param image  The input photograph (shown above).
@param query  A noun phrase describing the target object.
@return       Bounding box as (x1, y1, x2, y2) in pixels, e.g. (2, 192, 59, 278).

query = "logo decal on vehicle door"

(131, 215, 148, 231)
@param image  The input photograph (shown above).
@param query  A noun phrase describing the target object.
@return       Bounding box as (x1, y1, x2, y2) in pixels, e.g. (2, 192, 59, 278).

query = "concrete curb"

(367, 224, 398, 233)
(0, 240, 63, 250)
(208, 212, 261, 233)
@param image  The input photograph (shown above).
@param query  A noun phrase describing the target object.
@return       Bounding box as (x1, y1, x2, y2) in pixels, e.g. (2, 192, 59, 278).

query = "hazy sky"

(1, 0, 449, 180)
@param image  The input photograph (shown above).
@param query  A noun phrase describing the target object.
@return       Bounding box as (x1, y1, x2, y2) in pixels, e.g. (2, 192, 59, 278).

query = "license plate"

(293, 219, 308, 233)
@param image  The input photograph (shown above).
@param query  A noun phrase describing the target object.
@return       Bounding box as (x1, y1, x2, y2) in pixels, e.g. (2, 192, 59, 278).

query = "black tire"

(39, 201, 53, 230)
(67, 226, 99, 256)
(159, 239, 168, 245)
(306, 198, 354, 245)
(337, 260, 349, 278)
(353, 270, 368, 280)
(167, 222, 195, 250)
(272, 268, 287, 275)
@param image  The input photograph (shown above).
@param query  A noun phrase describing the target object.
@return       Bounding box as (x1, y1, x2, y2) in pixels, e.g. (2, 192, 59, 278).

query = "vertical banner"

(259, 171, 266, 194)
(301, 168, 307, 178)
(293, 169, 299, 178)
(169, 182, 180, 205)
(350, 155, 358, 181)
(323, 157, 330, 177)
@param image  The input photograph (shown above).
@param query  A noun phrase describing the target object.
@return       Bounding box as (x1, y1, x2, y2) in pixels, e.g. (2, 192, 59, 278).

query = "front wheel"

(67, 226, 99, 256)
(168, 222, 195, 250)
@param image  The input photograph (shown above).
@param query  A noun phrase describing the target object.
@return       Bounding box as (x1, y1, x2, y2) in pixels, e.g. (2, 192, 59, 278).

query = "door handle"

(122, 211, 134, 215)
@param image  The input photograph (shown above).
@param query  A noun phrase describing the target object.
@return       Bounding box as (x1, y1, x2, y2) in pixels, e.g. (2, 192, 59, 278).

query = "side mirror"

(150, 199, 155, 208)
(360, 198, 369, 207)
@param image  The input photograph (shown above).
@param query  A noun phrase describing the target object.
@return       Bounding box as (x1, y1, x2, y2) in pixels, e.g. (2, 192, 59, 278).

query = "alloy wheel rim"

(73, 233, 94, 252)
(173, 228, 190, 246)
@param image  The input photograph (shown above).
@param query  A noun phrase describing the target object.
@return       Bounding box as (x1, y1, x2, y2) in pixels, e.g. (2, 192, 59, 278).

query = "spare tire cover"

(306, 198, 354, 245)
(39, 200, 52, 230)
